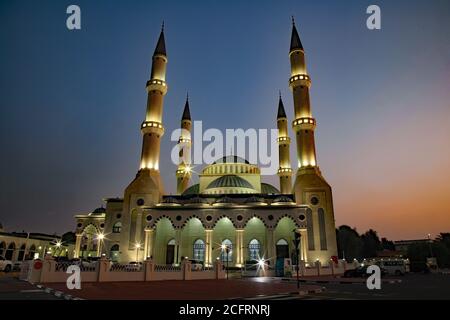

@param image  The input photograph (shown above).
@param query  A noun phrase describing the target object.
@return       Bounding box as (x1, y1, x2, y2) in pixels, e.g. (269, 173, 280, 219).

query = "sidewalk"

(282, 275, 402, 284)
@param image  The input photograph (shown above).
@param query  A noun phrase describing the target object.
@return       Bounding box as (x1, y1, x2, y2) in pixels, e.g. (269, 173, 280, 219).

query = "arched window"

(112, 222, 122, 233)
(0, 242, 5, 257)
(193, 239, 205, 261)
(248, 239, 261, 261)
(28, 245, 36, 260)
(17, 244, 26, 261)
(5, 243, 15, 260)
(110, 244, 120, 261)
(220, 239, 233, 262)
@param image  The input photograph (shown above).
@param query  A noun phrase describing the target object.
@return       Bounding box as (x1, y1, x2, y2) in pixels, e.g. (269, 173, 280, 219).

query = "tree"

(61, 231, 76, 244)
(360, 229, 382, 258)
(336, 225, 363, 262)
(381, 237, 395, 251)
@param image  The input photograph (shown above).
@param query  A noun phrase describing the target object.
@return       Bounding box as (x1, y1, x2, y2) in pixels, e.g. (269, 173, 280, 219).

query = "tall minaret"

(119, 24, 168, 260)
(139, 23, 168, 178)
(176, 94, 192, 194)
(276, 93, 292, 194)
(288, 17, 338, 263)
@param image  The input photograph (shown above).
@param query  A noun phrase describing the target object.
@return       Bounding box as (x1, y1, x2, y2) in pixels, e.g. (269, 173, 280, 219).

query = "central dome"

(207, 175, 253, 189)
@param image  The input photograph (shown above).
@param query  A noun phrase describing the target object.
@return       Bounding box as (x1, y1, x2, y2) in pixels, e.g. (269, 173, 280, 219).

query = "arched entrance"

(153, 217, 175, 265)
(166, 239, 176, 264)
(276, 239, 289, 259)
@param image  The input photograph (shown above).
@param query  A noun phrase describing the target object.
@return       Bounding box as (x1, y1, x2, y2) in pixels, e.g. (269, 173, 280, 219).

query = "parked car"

(0, 256, 13, 272)
(375, 259, 408, 276)
(189, 260, 203, 271)
(343, 265, 387, 278)
(127, 261, 143, 271)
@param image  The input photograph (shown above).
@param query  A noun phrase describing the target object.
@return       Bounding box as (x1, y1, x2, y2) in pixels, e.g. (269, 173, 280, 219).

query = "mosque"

(72, 20, 338, 270)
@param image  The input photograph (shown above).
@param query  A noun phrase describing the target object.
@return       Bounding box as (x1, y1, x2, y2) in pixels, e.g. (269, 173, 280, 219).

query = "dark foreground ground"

(0, 272, 449, 300)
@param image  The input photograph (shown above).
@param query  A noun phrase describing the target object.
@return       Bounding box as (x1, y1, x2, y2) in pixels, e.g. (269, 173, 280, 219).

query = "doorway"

(166, 239, 175, 264)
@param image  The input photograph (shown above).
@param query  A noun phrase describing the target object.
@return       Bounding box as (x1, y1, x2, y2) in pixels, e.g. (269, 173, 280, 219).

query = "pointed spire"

(182, 92, 191, 121)
(277, 93, 287, 119)
(290, 16, 304, 52)
(153, 21, 166, 56)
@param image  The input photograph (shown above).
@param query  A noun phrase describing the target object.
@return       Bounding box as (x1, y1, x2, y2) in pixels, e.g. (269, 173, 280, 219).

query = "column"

(300, 229, 308, 262)
(205, 229, 213, 266)
(144, 228, 154, 259)
(266, 229, 275, 262)
(236, 229, 244, 267)
(174, 229, 182, 264)
(74, 233, 82, 258)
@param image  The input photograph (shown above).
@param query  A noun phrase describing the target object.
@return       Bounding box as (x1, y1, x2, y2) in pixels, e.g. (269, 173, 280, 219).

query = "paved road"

(247, 274, 450, 300)
(0, 275, 60, 300)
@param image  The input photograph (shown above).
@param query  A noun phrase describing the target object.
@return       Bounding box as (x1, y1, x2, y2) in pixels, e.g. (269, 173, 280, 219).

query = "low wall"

(27, 256, 226, 284)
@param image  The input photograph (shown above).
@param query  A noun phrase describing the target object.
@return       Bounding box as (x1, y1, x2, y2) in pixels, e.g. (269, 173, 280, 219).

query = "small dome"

(207, 175, 254, 190)
(212, 156, 250, 164)
(261, 183, 280, 194)
(182, 184, 200, 195)
(244, 196, 264, 204)
(162, 197, 180, 204)
(188, 196, 209, 204)
(91, 207, 106, 215)
(214, 196, 234, 205)
(273, 196, 294, 204)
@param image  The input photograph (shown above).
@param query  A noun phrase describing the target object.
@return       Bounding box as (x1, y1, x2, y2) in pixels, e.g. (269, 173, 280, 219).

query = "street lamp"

(427, 234, 434, 258)
(96, 233, 105, 257)
(292, 229, 301, 289)
(135, 243, 141, 262)
(221, 244, 230, 280)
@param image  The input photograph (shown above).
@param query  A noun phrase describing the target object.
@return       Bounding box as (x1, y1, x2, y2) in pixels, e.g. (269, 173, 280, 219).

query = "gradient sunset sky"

(1, 0, 449, 240)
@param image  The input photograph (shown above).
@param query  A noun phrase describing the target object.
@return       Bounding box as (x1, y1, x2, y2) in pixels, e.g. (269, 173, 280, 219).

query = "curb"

(297, 287, 326, 296)
(282, 278, 402, 285)
(35, 284, 84, 300)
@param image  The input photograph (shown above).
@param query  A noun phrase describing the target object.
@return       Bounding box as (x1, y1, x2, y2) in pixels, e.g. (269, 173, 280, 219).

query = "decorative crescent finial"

(186, 91, 189, 101)
(279, 90, 282, 99)
(291, 16, 295, 26)
(161, 20, 165, 32)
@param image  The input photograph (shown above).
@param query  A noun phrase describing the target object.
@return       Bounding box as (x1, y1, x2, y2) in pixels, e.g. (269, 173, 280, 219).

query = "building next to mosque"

(72, 20, 338, 270)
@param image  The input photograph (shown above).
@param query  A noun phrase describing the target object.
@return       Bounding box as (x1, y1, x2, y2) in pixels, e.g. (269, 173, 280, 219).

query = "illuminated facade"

(73, 21, 338, 268)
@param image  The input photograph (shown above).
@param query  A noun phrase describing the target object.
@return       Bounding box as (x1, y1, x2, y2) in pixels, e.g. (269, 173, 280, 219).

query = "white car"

(0, 256, 13, 272)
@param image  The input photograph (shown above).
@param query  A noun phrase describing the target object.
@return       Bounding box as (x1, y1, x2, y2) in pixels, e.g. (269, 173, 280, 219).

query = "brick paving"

(44, 278, 323, 300)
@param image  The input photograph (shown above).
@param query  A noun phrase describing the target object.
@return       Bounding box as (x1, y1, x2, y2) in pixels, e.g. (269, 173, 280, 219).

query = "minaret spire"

(290, 16, 304, 52)
(182, 92, 191, 121)
(176, 94, 192, 194)
(276, 93, 292, 194)
(277, 93, 287, 119)
(153, 21, 166, 57)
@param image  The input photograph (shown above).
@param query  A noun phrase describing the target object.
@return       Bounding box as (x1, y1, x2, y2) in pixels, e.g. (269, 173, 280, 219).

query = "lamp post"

(292, 229, 301, 290)
(427, 234, 434, 257)
(135, 243, 141, 262)
(96, 233, 105, 257)
(222, 244, 230, 280)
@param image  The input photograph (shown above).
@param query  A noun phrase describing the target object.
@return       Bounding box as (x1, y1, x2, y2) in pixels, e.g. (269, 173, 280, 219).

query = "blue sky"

(1, 0, 449, 239)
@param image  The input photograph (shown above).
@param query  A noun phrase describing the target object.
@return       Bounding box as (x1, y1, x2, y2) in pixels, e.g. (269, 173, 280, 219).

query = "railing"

(192, 265, 214, 272)
(55, 262, 97, 272)
(154, 264, 182, 272)
(110, 263, 143, 272)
